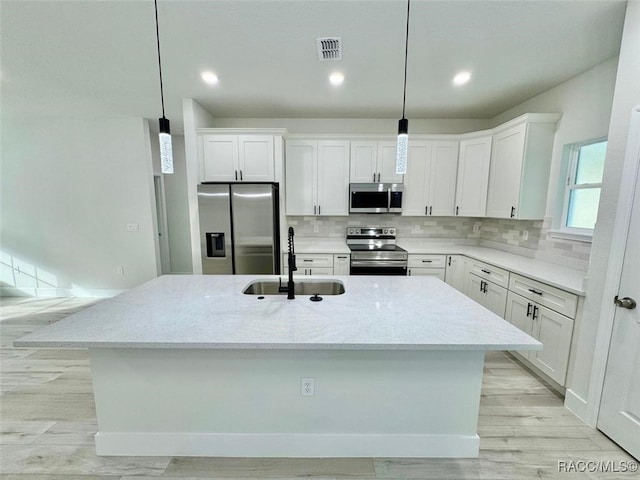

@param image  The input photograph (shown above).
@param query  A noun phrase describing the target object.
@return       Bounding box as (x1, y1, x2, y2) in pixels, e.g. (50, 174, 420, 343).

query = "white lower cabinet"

(333, 255, 350, 275)
(444, 255, 466, 292)
(466, 273, 508, 317)
(505, 291, 574, 385)
(283, 253, 337, 276)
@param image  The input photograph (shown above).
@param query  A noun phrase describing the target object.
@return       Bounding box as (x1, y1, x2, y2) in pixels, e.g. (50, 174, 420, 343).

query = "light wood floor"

(0, 297, 637, 479)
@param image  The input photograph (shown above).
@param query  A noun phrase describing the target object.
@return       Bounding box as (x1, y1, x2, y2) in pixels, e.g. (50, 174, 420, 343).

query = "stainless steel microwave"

(349, 183, 403, 214)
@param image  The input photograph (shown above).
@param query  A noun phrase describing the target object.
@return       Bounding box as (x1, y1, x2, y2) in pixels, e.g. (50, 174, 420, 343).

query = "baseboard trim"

(94, 432, 480, 458)
(0, 287, 125, 298)
(564, 389, 592, 425)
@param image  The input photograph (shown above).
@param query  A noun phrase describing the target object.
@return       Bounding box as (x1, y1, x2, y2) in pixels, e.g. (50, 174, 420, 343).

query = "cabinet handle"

(303, 259, 313, 262)
(448, 256, 452, 266)
(480, 280, 485, 292)
(337, 256, 347, 259)
(429, 206, 432, 215)
(456, 206, 459, 216)
(318, 205, 321, 215)
(378, 173, 381, 182)
(314, 205, 317, 215)
(526, 303, 532, 317)
(510, 206, 515, 218)
(408, 269, 412, 276)
(532, 305, 539, 320)
(483, 282, 488, 293)
(422, 260, 433, 263)
(528, 288, 543, 296)
(240, 170, 243, 181)
(373, 173, 376, 182)
(309, 269, 312, 275)
(235, 170, 238, 181)
(425, 206, 428, 215)
(481, 269, 491, 274)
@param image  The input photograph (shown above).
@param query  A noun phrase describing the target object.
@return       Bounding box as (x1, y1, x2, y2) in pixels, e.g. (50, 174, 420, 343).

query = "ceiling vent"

(316, 37, 342, 61)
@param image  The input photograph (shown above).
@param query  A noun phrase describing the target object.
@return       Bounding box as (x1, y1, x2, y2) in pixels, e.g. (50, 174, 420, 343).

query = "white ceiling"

(1, 0, 627, 130)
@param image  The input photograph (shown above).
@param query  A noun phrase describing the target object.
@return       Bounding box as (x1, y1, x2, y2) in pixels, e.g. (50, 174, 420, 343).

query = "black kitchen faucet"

(279, 227, 297, 299)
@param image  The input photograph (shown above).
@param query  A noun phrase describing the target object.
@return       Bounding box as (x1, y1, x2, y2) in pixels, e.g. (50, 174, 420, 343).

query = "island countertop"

(14, 275, 541, 351)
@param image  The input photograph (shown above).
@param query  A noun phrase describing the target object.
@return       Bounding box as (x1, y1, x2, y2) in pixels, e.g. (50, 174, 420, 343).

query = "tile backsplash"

(287, 215, 591, 271)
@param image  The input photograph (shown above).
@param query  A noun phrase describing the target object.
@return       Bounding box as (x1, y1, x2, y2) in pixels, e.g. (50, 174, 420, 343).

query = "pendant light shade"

(396, 0, 411, 175)
(154, 0, 173, 174)
(159, 117, 173, 174)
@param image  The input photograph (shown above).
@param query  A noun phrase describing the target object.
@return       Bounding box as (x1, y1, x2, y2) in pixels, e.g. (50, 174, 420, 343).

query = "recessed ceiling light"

(453, 71, 472, 86)
(329, 72, 344, 86)
(201, 71, 219, 85)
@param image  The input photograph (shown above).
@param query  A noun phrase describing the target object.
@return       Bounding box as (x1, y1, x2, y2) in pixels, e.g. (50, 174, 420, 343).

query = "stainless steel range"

(347, 227, 408, 275)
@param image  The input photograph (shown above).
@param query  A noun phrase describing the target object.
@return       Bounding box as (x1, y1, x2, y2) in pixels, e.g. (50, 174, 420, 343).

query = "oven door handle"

(350, 260, 408, 267)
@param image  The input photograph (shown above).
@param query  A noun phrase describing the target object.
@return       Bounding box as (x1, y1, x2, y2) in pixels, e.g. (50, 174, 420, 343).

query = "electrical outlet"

(127, 223, 139, 232)
(117, 266, 125, 275)
(313, 224, 319, 233)
(473, 223, 481, 233)
(301, 377, 315, 396)
(522, 230, 529, 241)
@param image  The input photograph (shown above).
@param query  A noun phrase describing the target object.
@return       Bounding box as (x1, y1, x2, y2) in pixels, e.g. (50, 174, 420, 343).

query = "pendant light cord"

(154, 0, 166, 118)
(401, 0, 410, 119)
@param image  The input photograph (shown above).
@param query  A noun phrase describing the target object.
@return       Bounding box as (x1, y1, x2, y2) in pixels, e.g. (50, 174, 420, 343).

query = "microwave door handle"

(387, 187, 391, 212)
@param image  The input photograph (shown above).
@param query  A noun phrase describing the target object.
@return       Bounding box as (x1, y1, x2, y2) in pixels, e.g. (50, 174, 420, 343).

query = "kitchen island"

(15, 275, 541, 458)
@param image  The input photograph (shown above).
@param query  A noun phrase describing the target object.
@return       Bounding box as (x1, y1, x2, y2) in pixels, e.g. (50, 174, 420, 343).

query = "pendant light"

(154, 0, 173, 174)
(396, 0, 411, 175)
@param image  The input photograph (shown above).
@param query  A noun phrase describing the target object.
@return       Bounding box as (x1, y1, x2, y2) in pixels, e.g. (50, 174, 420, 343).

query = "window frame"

(557, 137, 607, 238)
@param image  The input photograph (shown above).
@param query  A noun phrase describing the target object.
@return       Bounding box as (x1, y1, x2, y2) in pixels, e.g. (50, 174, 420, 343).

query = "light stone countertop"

(14, 275, 541, 352)
(287, 238, 587, 295)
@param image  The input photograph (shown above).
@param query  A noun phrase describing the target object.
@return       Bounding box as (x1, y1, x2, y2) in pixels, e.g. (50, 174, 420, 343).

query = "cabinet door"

(317, 141, 350, 216)
(444, 255, 465, 292)
(238, 135, 274, 182)
(530, 304, 574, 385)
(428, 141, 459, 216)
(333, 255, 350, 275)
(467, 273, 487, 307)
(455, 136, 492, 217)
(484, 281, 508, 318)
(378, 141, 404, 183)
(505, 291, 535, 359)
(402, 142, 431, 215)
(350, 141, 378, 183)
(201, 135, 238, 182)
(486, 123, 526, 218)
(285, 140, 317, 216)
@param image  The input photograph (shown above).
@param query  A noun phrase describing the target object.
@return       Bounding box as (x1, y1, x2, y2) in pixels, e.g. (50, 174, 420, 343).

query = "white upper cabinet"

(350, 141, 403, 184)
(486, 114, 560, 219)
(403, 141, 458, 216)
(455, 135, 492, 217)
(286, 139, 350, 216)
(200, 133, 275, 183)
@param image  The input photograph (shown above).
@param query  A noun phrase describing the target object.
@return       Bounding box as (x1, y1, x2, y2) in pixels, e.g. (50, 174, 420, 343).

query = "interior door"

(597, 113, 640, 459)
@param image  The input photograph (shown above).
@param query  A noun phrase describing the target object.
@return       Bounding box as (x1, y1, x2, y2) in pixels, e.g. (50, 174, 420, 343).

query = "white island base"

(91, 347, 484, 458)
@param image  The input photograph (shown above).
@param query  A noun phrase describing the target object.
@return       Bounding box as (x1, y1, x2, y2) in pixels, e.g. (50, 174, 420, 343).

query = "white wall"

(0, 116, 159, 296)
(163, 135, 193, 274)
(211, 117, 492, 135)
(567, 0, 640, 419)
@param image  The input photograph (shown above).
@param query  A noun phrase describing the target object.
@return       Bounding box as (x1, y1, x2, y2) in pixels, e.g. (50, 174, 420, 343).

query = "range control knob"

(389, 228, 395, 235)
(356, 229, 361, 234)
(348, 229, 355, 235)
(383, 229, 388, 234)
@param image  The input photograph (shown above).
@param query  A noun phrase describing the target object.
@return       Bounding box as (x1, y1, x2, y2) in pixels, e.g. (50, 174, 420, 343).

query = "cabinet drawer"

(509, 273, 578, 318)
(283, 253, 333, 268)
(408, 268, 445, 281)
(408, 254, 446, 269)
(467, 259, 510, 289)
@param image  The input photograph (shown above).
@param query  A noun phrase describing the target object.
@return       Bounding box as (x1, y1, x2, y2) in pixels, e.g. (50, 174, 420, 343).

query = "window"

(561, 139, 607, 235)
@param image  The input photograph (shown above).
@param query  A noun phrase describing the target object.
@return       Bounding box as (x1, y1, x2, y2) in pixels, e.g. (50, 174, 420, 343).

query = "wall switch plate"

(127, 223, 139, 232)
(117, 266, 124, 275)
(473, 223, 481, 233)
(522, 230, 529, 241)
(301, 377, 315, 396)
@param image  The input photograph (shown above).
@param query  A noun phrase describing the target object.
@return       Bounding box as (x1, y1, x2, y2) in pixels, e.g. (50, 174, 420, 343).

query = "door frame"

(585, 106, 640, 426)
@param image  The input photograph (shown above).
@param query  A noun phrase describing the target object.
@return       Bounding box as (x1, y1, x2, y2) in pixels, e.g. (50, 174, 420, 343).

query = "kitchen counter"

(286, 238, 587, 295)
(15, 275, 539, 351)
(14, 275, 540, 459)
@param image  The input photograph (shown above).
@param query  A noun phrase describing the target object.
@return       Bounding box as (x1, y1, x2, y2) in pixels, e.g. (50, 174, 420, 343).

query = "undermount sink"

(243, 279, 345, 296)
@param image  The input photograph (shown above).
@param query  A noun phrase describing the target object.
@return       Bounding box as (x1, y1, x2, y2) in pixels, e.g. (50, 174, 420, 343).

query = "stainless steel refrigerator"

(197, 183, 280, 274)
